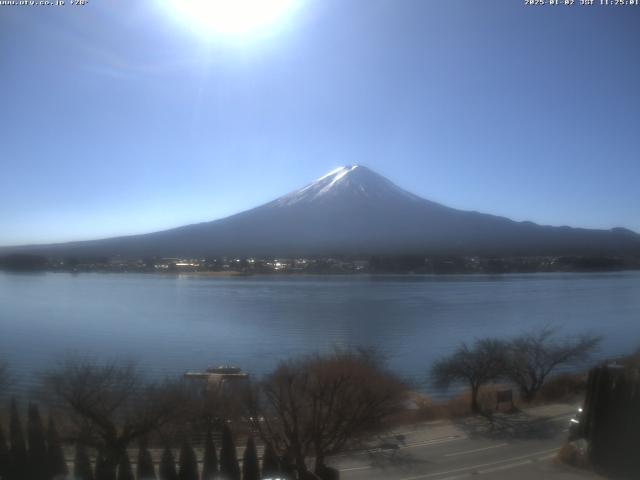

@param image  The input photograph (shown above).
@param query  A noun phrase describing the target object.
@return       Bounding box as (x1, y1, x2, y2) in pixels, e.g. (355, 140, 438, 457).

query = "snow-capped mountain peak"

(5, 164, 640, 258)
(276, 165, 421, 206)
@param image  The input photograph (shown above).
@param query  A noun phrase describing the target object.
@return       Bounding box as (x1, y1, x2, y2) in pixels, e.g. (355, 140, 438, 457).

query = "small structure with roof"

(184, 365, 249, 391)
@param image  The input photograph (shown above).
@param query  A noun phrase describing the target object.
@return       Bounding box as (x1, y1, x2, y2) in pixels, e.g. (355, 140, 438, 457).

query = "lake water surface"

(1, 271, 639, 394)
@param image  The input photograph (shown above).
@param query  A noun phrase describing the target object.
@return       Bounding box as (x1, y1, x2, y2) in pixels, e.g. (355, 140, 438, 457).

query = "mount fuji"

(4, 165, 640, 258)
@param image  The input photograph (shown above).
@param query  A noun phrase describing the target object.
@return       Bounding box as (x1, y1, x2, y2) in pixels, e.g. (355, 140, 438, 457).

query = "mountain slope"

(3, 165, 640, 258)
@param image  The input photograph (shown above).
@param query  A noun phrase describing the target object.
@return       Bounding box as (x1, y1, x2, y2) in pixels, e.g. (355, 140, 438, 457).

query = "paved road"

(330, 404, 602, 480)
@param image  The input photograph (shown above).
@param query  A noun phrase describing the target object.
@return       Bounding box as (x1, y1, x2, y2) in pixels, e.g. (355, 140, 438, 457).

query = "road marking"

(339, 465, 371, 472)
(443, 443, 508, 457)
(339, 436, 465, 471)
(477, 453, 557, 475)
(342, 411, 571, 461)
(424, 453, 560, 480)
(397, 447, 559, 480)
(402, 436, 464, 450)
(349, 435, 464, 457)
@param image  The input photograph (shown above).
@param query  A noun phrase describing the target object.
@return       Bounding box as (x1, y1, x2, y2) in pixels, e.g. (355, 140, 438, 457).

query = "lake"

(1, 271, 639, 396)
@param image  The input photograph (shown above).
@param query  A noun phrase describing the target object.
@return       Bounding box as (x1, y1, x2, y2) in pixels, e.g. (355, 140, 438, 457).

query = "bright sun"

(164, 0, 300, 37)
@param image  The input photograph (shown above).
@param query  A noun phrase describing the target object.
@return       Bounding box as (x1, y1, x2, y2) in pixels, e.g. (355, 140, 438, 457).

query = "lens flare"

(163, 0, 299, 37)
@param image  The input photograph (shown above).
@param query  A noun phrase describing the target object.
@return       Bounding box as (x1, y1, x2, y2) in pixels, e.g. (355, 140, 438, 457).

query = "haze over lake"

(1, 271, 639, 395)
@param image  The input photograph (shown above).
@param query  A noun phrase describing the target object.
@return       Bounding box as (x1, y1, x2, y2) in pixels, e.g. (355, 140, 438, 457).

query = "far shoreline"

(1, 268, 639, 278)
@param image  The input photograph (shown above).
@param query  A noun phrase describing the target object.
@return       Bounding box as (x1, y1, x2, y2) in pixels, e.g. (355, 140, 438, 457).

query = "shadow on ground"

(365, 449, 434, 472)
(454, 410, 567, 440)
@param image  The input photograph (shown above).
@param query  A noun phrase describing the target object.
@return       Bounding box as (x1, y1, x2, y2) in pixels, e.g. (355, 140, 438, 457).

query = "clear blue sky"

(1, 0, 639, 246)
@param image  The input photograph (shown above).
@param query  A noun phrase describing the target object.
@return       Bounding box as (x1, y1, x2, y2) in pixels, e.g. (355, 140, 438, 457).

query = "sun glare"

(164, 0, 300, 37)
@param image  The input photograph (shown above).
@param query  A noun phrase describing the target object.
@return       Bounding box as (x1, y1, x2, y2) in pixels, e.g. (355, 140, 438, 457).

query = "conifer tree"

(159, 447, 178, 480)
(219, 425, 240, 480)
(74, 443, 94, 480)
(95, 450, 115, 480)
(117, 450, 134, 480)
(178, 440, 198, 480)
(96, 448, 119, 480)
(201, 430, 218, 480)
(9, 399, 28, 480)
(241, 437, 259, 480)
(0, 421, 9, 480)
(279, 454, 296, 480)
(47, 417, 69, 479)
(27, 403, 48, 480)
(136, 438, 156, 480)
(260, 443, 279, 479)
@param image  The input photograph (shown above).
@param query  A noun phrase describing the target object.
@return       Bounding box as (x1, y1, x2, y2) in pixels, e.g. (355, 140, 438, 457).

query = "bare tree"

(42, 356, 188, 476)
(431, 339, 507, 414)
(506, 328, 601, 402)
(247, 348, 407, 478)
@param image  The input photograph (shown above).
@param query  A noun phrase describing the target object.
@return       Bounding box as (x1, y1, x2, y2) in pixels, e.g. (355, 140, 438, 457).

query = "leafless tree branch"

(247, 348, 407, 477)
